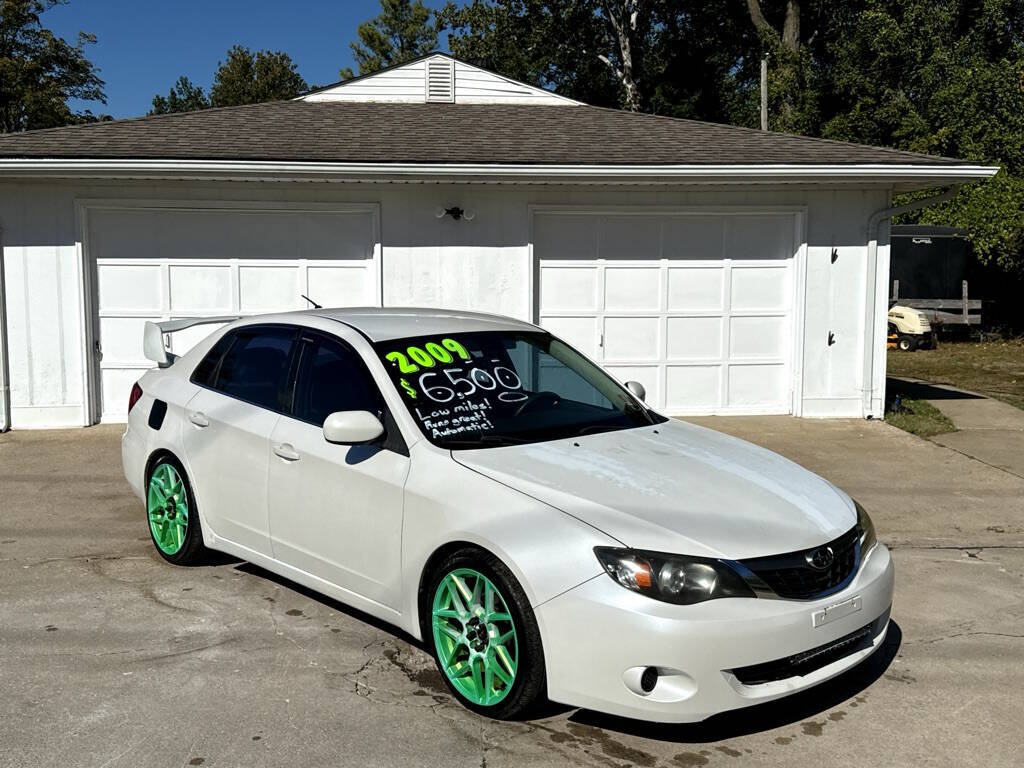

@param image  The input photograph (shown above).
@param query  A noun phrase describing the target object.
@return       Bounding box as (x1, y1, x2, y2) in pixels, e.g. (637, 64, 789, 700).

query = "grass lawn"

(885, 398, 956, 437)
(887, 339, 1024, 411)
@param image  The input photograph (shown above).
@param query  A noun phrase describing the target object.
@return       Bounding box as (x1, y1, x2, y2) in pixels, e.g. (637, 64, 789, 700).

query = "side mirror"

(625, 381, 646, 402)
(323, 410, 385, 445)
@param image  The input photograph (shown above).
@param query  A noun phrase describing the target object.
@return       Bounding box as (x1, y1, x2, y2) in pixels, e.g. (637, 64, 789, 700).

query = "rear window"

(191, 332, 235, 387)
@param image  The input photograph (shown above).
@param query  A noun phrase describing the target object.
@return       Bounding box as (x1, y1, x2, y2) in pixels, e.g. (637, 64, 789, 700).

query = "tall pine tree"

(340, 0, 438, 79)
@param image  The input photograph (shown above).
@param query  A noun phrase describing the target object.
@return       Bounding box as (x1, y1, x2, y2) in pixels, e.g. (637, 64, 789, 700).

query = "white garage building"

(0, 54, 995, 430)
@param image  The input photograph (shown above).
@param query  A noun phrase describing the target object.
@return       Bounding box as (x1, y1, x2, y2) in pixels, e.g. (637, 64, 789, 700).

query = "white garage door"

(89, 205, 380, 422)
(535, 211, 798, 414)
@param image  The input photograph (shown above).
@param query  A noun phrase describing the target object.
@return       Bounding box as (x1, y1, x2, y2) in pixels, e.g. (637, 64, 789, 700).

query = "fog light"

(640, 666, 658, 693)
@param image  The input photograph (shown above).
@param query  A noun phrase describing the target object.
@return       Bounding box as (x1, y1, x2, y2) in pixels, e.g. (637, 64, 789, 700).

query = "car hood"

(452, 419, 856, 560)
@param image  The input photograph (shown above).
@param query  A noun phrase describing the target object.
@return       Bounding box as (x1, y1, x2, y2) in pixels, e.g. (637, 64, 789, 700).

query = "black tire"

(422, 547, 546, 720)
(897, 335, 915, 351)
(145, 454, 209, 566)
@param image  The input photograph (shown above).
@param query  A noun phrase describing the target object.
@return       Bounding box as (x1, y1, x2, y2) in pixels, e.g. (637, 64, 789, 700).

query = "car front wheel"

(425, 548, 546, 719)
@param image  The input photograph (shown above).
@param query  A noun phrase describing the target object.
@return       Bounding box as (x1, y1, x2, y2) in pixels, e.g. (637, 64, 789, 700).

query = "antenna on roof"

(301, 294, 322, 309)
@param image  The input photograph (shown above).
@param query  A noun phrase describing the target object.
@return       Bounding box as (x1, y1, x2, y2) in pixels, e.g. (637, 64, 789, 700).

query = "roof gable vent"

(425, 58, 455, 103)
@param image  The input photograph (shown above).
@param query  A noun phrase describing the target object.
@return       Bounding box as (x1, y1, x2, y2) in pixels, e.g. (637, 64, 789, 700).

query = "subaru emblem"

(805, 546, 835, 570)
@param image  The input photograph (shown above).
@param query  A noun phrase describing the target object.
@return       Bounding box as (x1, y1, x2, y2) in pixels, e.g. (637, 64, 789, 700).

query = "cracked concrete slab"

(2, 419, 1023, 767)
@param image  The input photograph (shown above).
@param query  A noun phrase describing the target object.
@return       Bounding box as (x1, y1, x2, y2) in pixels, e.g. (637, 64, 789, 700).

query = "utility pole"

(760, 55, 769, 131)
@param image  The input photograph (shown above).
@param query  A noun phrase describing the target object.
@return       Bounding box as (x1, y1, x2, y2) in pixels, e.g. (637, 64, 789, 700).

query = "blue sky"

(45, 1, 450, 119)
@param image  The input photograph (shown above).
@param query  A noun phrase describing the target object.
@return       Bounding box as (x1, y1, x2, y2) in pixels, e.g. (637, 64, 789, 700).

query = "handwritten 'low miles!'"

(415, 398, 494, 438)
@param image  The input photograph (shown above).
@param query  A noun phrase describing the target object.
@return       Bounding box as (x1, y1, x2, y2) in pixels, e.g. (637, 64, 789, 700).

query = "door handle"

(188, 411, 209, 428)
(273, 443, 300, 462)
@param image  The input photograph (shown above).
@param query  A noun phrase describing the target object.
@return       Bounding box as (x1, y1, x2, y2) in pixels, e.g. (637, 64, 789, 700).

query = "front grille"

(740, 526, 859, 600)
(730, 608, 890, 686)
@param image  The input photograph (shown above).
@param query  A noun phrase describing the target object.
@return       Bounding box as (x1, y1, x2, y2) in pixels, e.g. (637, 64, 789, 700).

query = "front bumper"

(535, 542, 894, 723)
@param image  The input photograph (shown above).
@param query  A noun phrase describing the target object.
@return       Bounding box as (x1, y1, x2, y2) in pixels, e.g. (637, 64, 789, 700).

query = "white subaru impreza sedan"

(122, 308, 893, 722)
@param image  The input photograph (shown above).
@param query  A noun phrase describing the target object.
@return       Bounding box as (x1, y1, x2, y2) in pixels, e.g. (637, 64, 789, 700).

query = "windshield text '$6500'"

(384, 338, 529, 404)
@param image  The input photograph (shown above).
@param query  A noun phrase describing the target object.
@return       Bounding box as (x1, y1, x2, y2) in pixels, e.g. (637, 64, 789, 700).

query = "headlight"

(855, 500, 877, 553)
(593, 547, 755, 605)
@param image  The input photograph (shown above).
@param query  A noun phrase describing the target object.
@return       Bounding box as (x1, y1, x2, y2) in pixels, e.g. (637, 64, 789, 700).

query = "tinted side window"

(191, 331, 235, 386)
(214, 329, 296, 412)
(294, 336, 382, 426)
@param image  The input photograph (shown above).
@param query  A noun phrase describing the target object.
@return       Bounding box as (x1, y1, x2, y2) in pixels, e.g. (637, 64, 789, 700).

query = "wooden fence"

(891, 279, 981, 327)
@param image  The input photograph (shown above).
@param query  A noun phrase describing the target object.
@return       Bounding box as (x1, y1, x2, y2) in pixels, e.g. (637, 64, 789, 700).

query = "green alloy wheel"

(432, 568, 519, 706)
(147, 462, 189, 555)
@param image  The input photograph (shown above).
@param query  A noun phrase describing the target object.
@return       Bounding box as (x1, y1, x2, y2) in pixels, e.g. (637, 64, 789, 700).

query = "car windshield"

(374, 330, 662, 449)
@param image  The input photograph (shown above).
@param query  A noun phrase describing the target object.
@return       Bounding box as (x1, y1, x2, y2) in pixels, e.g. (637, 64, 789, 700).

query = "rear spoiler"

(143, 316, 239, 368)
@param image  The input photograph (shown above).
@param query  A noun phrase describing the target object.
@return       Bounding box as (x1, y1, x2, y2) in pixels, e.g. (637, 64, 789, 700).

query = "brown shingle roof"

(0, 101, 970, 166)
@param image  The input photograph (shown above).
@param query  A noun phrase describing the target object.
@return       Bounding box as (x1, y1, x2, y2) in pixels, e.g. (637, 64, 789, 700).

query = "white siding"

(302, 54, 579, 106)
(0, 179, 890, 427)
(452, 62, 577, 105)
(303, 61, 429, 103)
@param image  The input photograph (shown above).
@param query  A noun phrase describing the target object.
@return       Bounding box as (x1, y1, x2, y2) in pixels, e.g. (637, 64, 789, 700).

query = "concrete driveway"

(889, 376, 1024, 479)
(1, 418, 1022, 768)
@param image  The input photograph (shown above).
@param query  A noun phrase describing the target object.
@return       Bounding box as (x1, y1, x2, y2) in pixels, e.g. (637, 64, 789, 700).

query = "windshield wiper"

(573, 424, 628, 437)
(444, 434, 529, 449)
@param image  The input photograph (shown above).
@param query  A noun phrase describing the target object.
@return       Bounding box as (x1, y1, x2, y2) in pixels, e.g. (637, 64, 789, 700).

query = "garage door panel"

(99, 317, 149, 363)
(534, 215, 597, 260)
(309, 265, 375, 306)
(169, 265, 233, 312)
(662, 217, 725, 260)
(667, 268, 723, 311)
(730, 316, 787, 359)
(730, 266, 790, 311)
(101, 368, 145, 418)
(239, 266, 300, 312)
(540, 266, 597, 311)
(90, 208, 374, 261)
(169, 322, 230, 356)
(604, 365, 659, 404)
(600, 216, 661, 259)
(544, 317, 598, 358)
(314, 213, 376, 260)
(604, 317, 659, 361)
(666, 366, 720, 410)
(667, 317, 722, 360)
(728, 364, 786, 406)
(97, 264, 162, 312)
(604, 267, 660, 310)
(725, 215, 793, 260)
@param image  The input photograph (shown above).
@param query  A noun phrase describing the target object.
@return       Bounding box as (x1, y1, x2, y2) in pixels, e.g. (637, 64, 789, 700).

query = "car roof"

(299, 307, 540, 342)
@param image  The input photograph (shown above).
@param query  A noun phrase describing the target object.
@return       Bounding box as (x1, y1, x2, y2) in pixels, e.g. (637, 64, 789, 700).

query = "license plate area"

(812, 595, 862, 628)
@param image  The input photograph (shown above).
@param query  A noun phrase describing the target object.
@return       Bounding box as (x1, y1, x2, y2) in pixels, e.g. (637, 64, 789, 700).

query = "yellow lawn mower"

(887, 304, 936, 351)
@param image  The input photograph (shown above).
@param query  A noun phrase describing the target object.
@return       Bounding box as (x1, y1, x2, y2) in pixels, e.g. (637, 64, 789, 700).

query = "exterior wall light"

(435, 206, 475, 221)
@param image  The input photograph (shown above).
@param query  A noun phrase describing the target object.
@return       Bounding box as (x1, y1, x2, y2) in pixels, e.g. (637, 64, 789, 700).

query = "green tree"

(439, 0, 629, 109)
(149, 76, 209, 115)
(340, 0, 438, 79)
(441, 0, 1024, 273)
(805, 1, 1024, 274)
(209, 45, 308, 106)
(440, 1, 746, 116)
(0, 0, 105, 132)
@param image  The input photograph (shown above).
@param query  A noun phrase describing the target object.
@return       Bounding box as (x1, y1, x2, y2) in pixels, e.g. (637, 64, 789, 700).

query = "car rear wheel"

(426, 549, 545, 719)
(146, 456, 207, 565)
